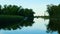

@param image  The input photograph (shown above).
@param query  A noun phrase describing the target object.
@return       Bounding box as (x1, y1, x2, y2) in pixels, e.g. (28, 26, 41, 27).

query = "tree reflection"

(47, 18, 59, 33)
(0, 16, 34, 30)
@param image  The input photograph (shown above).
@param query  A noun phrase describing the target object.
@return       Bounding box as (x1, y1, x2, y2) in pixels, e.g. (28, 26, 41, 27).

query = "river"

(0, 18, 58, 34)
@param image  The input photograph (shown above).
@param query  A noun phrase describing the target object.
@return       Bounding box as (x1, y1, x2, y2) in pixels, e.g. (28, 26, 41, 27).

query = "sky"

(0, 0, 60, 16)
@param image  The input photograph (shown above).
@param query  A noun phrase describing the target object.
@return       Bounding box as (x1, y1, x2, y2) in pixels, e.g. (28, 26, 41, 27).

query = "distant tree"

(2, 5, 19, 15)
(0, 5, 35, 17)
(47, 4, 60, 18)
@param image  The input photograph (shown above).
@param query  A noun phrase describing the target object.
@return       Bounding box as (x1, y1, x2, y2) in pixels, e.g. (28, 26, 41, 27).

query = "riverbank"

(34, 16, 49, 19)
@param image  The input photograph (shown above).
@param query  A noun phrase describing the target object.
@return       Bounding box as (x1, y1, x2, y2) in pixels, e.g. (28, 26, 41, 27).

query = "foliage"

(47, 4, 60, 18)
(0, 5, 35, 17)
(47, 4, 60, 34)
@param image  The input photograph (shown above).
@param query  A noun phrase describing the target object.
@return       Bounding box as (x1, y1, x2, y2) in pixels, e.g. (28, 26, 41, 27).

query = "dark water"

(0, 18, 58, 34)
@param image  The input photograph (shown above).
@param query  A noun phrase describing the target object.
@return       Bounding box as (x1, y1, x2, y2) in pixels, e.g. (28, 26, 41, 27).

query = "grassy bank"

(0, 15, 24, 23)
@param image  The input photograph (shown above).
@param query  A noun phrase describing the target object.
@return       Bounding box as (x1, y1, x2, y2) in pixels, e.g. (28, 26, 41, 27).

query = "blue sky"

(0, 0, 60, 16)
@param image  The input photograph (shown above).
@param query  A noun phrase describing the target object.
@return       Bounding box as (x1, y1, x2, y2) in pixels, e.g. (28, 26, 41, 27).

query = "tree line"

(0, 5, 35, 17)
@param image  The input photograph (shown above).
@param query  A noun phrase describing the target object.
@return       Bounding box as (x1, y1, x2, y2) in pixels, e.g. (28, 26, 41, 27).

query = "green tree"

(47, 4, 60, 34)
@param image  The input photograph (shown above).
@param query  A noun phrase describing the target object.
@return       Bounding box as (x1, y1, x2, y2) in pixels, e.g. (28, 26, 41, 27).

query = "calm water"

(0, 18, 58, 34)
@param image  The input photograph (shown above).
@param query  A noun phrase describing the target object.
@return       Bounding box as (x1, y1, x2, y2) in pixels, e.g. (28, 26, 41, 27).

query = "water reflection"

(0, 17, 58, 34)
(47, 18, 60, 34)
(0, 16, 34, 30)
(0, 18, 49, 34)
